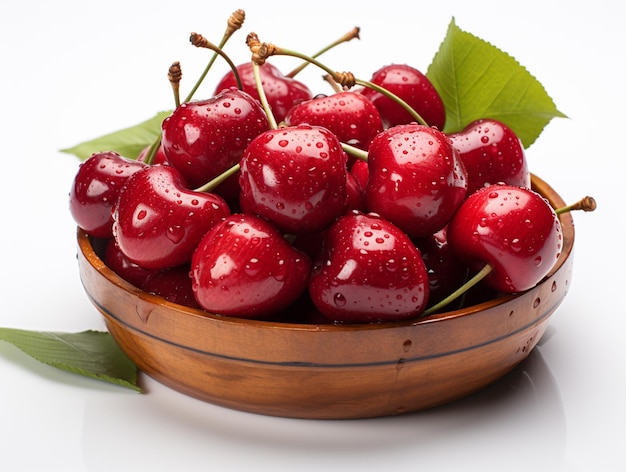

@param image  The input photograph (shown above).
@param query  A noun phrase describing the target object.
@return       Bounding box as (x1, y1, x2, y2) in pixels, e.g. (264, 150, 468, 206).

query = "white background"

(0, 1, 623, 471)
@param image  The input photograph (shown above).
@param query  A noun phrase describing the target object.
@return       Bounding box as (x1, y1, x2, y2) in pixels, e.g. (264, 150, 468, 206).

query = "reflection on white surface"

(81, 341, 566, 472)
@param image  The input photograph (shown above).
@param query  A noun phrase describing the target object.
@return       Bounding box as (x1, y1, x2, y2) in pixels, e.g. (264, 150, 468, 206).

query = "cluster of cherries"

(69, 17, 587, 324)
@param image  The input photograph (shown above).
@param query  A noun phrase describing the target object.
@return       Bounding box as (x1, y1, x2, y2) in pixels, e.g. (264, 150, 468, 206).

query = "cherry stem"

(555, 195, 597, 215)
(194, 163, 241, 193)
(285, 26, 360, 78)
(422, 264, 493, 317)
(323, 74, 343, 93)
(342, 142, 368, 162)
(168, 61, 182, 108)
(246, 33, 429, 127)
(184, 9, 245, 103)
(189, 32, 243, 94)
(252, 62, 278, 129)
(142, 10, 245, 166)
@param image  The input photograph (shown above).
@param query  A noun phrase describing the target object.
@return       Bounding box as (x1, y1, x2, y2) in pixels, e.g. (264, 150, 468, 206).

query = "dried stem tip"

(246, 32, 279, 65)
(332, 71, 357, 89)
(572, 195, 597, 212)
(341, 26, 361, 43)
(226, 9, 245, 36)
(168, 61, 182, 87)
(190, 32, 210, 49)
(556, 195, 598, 215)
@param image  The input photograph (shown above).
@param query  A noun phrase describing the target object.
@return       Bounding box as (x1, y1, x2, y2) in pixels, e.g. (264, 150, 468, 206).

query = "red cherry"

(190, 213, 311, 318)
(308, 211, 430, 323)
(448, 118, 530, 195)
(446, 184, 563, 293)
(69, 151, 147, 239)
(239, 124, 347, 235)
(344, 170, 366, 213)
(112, 165, 231, 270)
(416, 227, 467, 308)
(284, 91, 383, 151)
(103, 238, 199, 308)
(349, 159, 369, 192)
(359, 63, 446, 129)
(213, 62, 312, 123)
(365, 124, 468, 239)
(103, 238, 155, 288)
(141, 264, 199, 309)
(160, 88, 270, 194)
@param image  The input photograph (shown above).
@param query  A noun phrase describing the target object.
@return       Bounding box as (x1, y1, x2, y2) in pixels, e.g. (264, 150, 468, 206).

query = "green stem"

(253, 62, 278, 129)
(341, 142, 368, 162)
(555, 196, 597, 215)
(422, 264, 493, 317)
(186, 34, 243, 101)
(184, 9, 245, 103)
(285, 26, 360, 78)
(268, 46, 429, 127)
(194, 163, 240, 193)
(142, 133, 162, 165)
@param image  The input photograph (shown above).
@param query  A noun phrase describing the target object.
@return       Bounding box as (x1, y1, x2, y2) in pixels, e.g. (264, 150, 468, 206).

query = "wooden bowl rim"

(77, 173, 575, 333)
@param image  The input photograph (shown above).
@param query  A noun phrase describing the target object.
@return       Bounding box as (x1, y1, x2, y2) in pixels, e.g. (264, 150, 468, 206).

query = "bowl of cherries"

(69, 12, 594, 419)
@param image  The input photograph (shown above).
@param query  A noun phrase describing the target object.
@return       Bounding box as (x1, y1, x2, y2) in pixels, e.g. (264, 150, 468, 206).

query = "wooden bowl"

(77, 174, 575, 419)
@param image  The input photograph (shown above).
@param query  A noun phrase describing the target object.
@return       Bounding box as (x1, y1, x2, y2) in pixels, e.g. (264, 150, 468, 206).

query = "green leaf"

(426, 18, 566, 148)
(60, 111, 171, 161)
(0, 328, 141, 392)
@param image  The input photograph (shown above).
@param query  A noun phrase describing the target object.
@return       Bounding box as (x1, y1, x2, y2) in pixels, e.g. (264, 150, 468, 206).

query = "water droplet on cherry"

(333, 293, 347, 307)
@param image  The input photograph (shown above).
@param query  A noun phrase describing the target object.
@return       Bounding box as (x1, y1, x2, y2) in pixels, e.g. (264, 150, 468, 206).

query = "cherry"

(103, 238, 155, 288)
(104, 238, 199, 308)
(141, 264, 199, 309)
(69, 151, 147, 239)
(238, 124, 348, 235)
(446, 184, 562, 293)
(284, 91, 383, 151)
(359, 63, 446, 129)
(365, 123, 468, 239)
(213, 61, 312, 124)
(448, 118, 530, 196)
(344, 170, 366, 213)
(416, 227, 468, 308)
(349, 159, 369, 192)
(190, 213, 311, 318)
(112, 164, 230, 270)
(160, 88, 270, 195)
(309, 211, 430, 323)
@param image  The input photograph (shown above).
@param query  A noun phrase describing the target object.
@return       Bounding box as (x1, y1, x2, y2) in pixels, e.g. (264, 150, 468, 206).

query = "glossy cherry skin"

(190, 213, 312, 318)
(103, 238, 155, 288)
(69, 151, 148, 239)
(308, 211, 430, 323)
(103, 238, 198, 308)
(359, 64, 446, 130)
(415, 227, 467, 308)
(112, 165, 231, 270)
(349, 159, 369, 192)
(344, 170, 366, 213)
(141, 264, 199, 309)
(448, 118, 530, 196)
(446, 184, 563, 293)
(239, 124, 347, 235)
(161, 88, 270, 192)
(213, 62, 312, 123)
(284, 91, 383, 151)
(365, 124, 468, 239)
